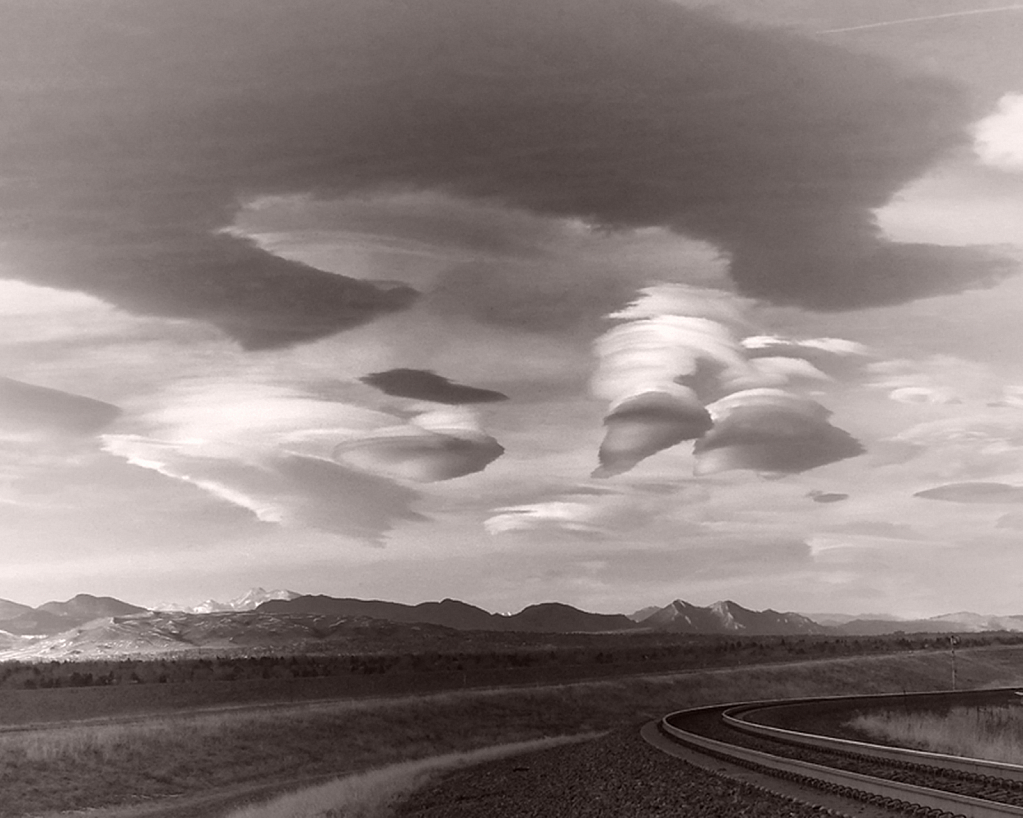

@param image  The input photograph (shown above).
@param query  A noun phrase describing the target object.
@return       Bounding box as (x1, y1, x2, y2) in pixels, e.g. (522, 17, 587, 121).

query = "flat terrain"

(5, 644, 1023, 817)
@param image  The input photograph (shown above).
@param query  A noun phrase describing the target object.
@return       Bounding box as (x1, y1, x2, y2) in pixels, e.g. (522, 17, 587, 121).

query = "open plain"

(6, 642, 1023, 818)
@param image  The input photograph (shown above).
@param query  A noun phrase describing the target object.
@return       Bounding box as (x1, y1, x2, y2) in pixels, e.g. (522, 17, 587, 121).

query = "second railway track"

(649, 688, 1023, 818)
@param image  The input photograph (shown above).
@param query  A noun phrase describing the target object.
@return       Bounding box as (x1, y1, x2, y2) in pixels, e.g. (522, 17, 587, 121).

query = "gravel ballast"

(394, 726, 835, 817)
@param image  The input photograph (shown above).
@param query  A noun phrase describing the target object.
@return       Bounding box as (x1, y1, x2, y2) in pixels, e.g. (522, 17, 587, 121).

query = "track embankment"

(396, 725, 844, 817)
(656, 688, 1023, 817)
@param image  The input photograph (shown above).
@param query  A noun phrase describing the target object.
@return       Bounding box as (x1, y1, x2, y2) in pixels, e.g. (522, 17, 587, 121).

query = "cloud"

(990, 385, 1023, 409)
(332, 429, 503, 483)
(867, 356, 1003, 406)
(594, 391, 712, 478)
(590, 285, 750, 475)
(741, 335, 871, 380)
(887, 412, 1023, 479)
(97, 381, 502, 541)
(486, 501, 612, 537)
(825, 521, 923, 539)
(914, 482, 1023, 504)
(808, 491, 849, 504)
(103, 436, 422, 542)
(360, 369, 508, 404)
(240, 192, 733, 335)
(974, 93, 1023, 172)
(747, 357, 831, 386)
(0, 377, 121, 440)
(996, 512, 1023, 530)
(331, 406, 504, 483)
(485, 490, 658, 538)
(1, 0, 1013, 351)
(888, 386, 960, 405)
(590, 285, 863, 476)
(694, 389, 865, 475)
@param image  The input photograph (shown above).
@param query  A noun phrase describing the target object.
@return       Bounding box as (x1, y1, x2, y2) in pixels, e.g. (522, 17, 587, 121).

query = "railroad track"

(648, 689, 1023, 818)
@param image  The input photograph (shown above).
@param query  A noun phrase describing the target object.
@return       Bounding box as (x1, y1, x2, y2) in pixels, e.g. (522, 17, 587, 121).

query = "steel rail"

(659, 696, 1023, 818)
(724, 702, 1023, 783)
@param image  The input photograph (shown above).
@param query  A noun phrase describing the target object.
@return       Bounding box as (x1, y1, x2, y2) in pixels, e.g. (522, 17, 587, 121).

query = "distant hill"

(259, 596, 638, 633)
(628, 606, 661, 623)
(928, 612, 1023, 632)
(10, 588, 1023, 650)
(642, 599, 826, 635)
(831, 611, 1023, 635)
(0, 598, 33, 620)
(0, 594, 147, 636)
(37, 593, 146, 620)
(505, 603, 637, 633)
(831, 618, 958, 635)
(0, 610, 492, 662)
(0, 609, 72, 636)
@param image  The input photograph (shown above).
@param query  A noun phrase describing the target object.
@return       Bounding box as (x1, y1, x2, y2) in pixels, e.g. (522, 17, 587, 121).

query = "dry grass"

(6, 646, 1023, 817)
(850, 705, 1023, 764)
(224, 734, 596, 818)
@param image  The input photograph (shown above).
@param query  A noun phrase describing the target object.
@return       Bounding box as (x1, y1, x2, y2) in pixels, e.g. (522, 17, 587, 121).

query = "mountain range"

(4, 590, 1023, 662)
(0, 610, 496, 662)
(0, 594, 147, 637)
(257, 595, 638, 633)
(153, 587, 302, 614)
(636, 599, 825, 635)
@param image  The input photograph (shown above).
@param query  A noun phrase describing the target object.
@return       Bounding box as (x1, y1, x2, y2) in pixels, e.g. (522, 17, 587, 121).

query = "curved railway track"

(648, 688, 1023, 818)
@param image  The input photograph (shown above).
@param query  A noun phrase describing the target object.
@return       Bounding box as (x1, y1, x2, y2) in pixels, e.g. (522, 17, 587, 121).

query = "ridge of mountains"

(256, 595, 638, 633)
(0, 594, 147, 637)
(634, 599, 824, 636)
(4, 590, 1023, 662)
(153, 587, 302, 614)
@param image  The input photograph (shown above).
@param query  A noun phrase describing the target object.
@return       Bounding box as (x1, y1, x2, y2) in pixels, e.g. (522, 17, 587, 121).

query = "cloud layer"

(1, 0, 1014, 353)
(103, 437, 423, 543)
(0, 378, 121, 439)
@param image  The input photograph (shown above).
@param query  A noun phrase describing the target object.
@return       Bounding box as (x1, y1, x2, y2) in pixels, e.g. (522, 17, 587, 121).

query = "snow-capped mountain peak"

(154, 588, 302, 614)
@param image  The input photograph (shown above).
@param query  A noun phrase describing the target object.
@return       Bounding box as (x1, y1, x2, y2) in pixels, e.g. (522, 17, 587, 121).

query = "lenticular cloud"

(590, 285, 865, 476)
(694, 389, 865, 476)
(590, 286, 749, 476)
(332, 406, 504, 482)
(594, 390, 712, 478)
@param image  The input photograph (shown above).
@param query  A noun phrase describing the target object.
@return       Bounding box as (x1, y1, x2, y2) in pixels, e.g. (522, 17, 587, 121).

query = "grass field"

(8, 645, 1023, 818)
(224, 735, 597, 818)
(850, 703, 1023, 764)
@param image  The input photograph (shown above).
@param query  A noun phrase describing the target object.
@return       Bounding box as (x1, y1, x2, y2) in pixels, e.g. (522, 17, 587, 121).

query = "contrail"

(820, 4, 1023, 34)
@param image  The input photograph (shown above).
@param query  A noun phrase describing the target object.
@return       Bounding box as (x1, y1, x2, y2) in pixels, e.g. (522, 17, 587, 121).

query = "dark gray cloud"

(694, 390, 865, 475)
(914, 482, 1023, 504)
(360, 369, 507, 405)
(1, 0, 1012, 349)
(808, 491, 849, 504)
(594, 392, 713, 478)
(0, 378, 120, 437)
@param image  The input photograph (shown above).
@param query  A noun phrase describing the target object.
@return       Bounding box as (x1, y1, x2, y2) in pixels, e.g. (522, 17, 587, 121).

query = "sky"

(2, 0, 1023, 618)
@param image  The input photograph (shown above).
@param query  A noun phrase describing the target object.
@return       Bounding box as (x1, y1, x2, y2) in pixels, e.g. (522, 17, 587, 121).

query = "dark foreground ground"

(395, 726, 834, 818)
